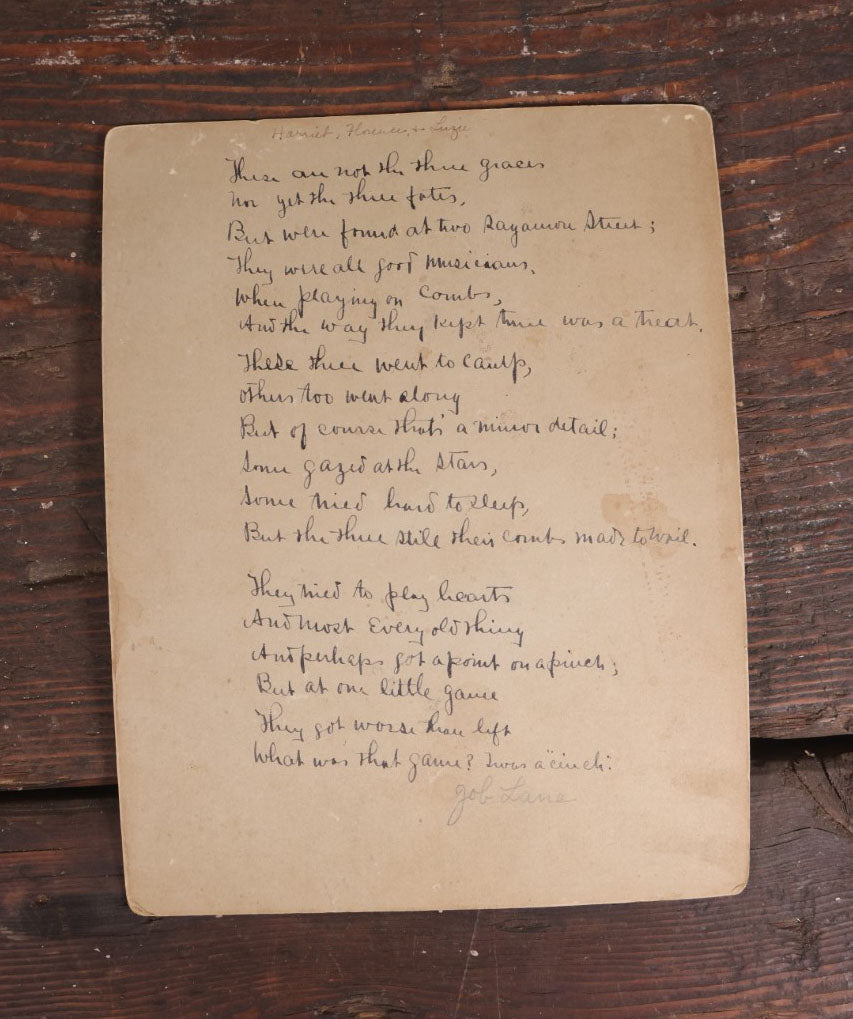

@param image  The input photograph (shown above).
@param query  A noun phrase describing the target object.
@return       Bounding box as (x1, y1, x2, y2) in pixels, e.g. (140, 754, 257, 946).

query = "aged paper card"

(102, 105, 749, 915)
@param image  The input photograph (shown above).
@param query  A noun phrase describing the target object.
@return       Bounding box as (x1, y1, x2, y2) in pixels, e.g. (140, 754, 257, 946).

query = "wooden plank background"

(0, 0, 850, 1013)
(1, 743, 851, 1017)
(1, 0, 851, 790)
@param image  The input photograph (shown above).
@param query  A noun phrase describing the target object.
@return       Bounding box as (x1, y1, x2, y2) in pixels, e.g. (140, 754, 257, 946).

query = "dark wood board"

(1, 741, 851, 1017)
(1, 0, 851, 790)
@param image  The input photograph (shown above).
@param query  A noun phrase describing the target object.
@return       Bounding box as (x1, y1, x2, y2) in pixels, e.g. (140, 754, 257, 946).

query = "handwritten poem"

(103, 107, 749, 914)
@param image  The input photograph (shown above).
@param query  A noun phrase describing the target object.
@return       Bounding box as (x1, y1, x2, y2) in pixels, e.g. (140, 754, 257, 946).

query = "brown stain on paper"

(601, 492, 683, 559)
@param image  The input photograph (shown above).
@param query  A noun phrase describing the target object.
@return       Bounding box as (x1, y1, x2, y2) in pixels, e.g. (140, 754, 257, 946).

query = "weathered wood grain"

(1, 742, 851, 1017)
(1, 0, 851, 789)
